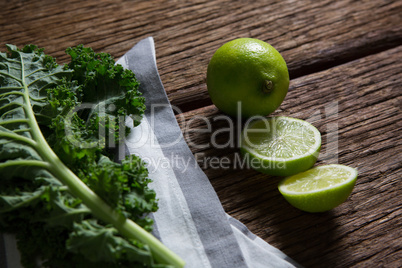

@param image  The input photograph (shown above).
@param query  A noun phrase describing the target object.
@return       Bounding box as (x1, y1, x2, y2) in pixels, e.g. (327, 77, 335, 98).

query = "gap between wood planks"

(174, 40, 402, 114)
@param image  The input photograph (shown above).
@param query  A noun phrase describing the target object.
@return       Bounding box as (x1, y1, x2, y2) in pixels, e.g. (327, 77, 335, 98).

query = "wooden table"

(1, 0, 401, 267)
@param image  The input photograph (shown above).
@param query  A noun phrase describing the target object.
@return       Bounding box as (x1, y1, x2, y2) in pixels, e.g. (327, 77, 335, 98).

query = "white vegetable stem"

(47, 154, 185, 268)
(20, 55, 185, 268)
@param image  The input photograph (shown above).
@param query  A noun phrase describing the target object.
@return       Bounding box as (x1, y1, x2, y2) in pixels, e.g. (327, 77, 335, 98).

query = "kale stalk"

(0, 44, 184, 268)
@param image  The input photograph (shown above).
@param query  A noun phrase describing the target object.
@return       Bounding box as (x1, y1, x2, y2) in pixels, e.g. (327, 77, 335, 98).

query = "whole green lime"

(206, 38, 289, 118)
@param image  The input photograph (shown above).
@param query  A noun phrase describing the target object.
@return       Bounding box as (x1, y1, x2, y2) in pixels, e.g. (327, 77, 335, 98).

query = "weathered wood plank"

(175, 46, 402, 267)
(1, 1, 401, 267)
(1, 0, 401, 111)
(160, 0, 402, 111)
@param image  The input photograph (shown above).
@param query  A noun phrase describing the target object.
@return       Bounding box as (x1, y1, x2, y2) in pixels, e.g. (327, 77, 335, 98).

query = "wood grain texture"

(1, 0, 401, 111)
(176, 46, 402, 267)
(1, 0, 401, 267)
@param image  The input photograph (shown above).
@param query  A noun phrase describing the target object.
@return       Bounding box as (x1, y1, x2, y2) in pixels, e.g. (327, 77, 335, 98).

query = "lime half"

(240, 116, 321, 176)
(278, 164, 358, 212)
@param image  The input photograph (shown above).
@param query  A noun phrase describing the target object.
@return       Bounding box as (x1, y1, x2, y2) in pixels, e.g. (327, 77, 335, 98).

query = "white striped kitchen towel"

(0, 37, 301, 268)
(116, 37, 301, 268)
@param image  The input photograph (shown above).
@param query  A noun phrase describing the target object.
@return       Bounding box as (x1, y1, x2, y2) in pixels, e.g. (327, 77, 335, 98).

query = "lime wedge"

(240, 116, 321, 176)
(278, 164, 358, 212)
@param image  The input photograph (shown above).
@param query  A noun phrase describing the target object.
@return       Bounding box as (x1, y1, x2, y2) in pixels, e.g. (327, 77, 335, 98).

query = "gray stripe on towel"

(126, 37, 247, 268)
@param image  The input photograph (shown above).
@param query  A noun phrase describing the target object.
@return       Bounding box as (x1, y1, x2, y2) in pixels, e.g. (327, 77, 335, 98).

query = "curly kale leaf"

(0, 44, 184, 268)
(65, 45, 145, 149)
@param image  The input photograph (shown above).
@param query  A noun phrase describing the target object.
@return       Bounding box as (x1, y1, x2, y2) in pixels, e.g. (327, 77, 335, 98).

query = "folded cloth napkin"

(0, 37, 301, 268)
(116, 37, 301, 268)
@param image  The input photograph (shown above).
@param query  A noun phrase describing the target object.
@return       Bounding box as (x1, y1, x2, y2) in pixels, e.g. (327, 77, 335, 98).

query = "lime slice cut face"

(240, 116, 321, 176)
(278, 164, 358, 212)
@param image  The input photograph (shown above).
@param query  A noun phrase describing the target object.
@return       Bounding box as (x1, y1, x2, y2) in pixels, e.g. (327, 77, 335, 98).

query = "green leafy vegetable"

(0, 44, 185, 268)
